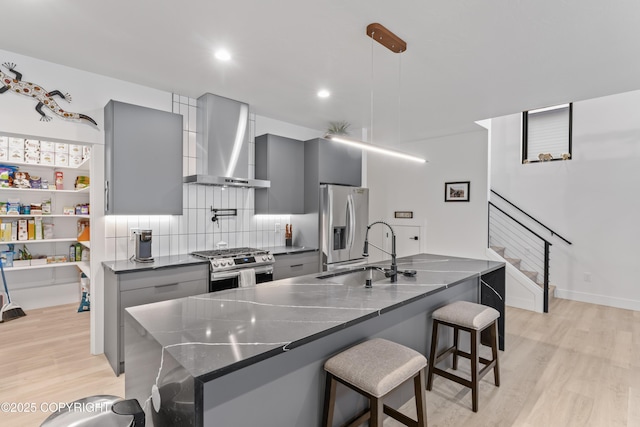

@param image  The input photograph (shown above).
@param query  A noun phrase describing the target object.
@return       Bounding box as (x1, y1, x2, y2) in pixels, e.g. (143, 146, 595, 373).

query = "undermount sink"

(316, 267, 388, 287)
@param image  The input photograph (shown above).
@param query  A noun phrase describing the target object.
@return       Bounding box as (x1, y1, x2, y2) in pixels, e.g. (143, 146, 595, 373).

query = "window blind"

(526, 105, 570, 160)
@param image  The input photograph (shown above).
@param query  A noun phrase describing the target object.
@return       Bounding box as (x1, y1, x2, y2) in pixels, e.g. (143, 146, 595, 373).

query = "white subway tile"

(188, 106, 196, 131)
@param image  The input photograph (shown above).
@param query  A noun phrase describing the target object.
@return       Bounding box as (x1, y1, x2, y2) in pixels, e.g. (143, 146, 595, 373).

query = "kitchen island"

(124, 253, 504, 427)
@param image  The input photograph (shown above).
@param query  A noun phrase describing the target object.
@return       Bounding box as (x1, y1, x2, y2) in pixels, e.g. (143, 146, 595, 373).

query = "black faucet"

(362, 220, 397, 283)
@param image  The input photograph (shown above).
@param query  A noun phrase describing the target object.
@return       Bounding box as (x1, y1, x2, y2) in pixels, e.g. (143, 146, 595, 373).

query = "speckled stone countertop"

(125, 253, 503, 382)
(102, 254, 209, 274)
(268, 245, 318, 255)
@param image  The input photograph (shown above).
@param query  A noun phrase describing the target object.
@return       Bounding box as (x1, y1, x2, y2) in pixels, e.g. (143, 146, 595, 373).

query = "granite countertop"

(268, 245, 318, 255)
(102, 254, 209, 274)
(125, 253, 503, 381)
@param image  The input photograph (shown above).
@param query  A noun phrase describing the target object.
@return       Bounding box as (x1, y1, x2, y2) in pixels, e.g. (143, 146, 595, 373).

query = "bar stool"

(322, 338, 428, 427)
(426, 300, 500, 412)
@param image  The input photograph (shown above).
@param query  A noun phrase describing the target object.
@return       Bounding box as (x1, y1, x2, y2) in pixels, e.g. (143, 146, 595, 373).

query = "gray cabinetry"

(255, 134, 304, 214)
(104, 100, 183, 215)
(104, 263, 209, 375)
(304, 137, 362, 213)
(273, 251, 319, 280)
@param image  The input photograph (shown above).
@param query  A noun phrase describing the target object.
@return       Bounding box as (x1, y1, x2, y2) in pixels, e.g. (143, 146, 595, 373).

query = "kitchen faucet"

(362, 220, 397, 283)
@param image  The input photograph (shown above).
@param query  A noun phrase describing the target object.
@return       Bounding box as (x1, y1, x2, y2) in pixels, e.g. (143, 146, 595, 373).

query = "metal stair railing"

(488, 201, 552, 313)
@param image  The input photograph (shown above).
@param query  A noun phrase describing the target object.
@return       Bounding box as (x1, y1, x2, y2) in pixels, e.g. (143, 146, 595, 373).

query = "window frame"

(521, 103, 573, 164)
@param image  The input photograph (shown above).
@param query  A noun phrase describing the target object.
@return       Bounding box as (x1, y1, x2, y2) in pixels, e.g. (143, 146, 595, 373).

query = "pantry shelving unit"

(0, 133, 93, 301)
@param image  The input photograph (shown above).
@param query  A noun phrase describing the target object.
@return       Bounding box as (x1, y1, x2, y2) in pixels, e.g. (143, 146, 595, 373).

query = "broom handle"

(0, 259, 10, 304)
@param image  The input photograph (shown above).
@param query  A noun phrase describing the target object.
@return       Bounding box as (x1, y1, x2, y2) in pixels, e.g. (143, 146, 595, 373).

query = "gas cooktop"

(192, 247, 274, 272)
(191, 247, 269, 259)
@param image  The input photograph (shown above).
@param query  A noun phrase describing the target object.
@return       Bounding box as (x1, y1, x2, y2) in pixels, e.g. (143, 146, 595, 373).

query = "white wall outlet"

(584, 272, 592, 282)
(130, 227, 139, 241)
(274, 223, 281, 233)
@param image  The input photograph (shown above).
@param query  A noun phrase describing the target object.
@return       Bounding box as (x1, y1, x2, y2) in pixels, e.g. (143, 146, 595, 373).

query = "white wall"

(367, 128, 490, 260)
(0, 49, 170, 144)
(490, 90, 640, 311)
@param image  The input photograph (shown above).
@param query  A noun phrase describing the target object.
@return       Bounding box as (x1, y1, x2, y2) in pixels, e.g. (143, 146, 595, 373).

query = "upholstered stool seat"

(426, 301, 500, 412)
(322, 338, 428, 427)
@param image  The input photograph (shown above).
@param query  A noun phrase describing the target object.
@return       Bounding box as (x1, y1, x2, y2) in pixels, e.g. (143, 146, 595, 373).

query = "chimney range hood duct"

(183, 93, 270, 188)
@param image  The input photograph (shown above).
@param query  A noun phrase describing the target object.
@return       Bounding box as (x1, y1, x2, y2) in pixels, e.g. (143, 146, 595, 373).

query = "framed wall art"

(444, 181, 470, 202)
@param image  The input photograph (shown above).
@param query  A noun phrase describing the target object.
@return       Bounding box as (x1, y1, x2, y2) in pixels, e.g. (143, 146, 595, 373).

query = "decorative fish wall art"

(0, 62, 97, 126)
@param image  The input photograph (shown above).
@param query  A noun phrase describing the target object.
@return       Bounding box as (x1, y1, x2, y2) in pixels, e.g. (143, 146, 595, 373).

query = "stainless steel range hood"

(183, 93, 270, 188)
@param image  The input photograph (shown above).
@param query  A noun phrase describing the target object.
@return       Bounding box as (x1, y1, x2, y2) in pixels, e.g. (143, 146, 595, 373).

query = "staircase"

(488, 190, 571, 313)
(490, 245, 555, 303)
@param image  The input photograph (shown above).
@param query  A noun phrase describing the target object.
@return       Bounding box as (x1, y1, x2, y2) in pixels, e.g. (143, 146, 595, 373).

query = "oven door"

(209, 265, 274, 292)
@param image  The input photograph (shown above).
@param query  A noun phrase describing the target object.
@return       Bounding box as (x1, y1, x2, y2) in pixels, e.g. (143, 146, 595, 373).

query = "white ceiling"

(2, 1, 639, 146)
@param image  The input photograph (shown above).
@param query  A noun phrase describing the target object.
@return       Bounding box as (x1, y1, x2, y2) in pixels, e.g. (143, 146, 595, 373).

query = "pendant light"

(325, 23, 426, 164)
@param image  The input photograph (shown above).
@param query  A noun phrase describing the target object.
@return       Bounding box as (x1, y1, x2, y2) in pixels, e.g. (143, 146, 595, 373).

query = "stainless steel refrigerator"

(320, 184, 369, 271)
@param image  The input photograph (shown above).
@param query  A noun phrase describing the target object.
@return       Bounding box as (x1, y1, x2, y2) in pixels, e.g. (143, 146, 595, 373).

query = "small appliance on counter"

(133, 229, 153, 263)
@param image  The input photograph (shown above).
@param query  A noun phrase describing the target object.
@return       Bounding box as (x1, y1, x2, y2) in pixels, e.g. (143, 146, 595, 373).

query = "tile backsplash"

(104, 94, 290, 261)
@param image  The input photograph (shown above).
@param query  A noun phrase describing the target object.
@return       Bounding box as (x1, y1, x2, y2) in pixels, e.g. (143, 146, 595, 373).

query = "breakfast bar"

(124, 253, 504, 427)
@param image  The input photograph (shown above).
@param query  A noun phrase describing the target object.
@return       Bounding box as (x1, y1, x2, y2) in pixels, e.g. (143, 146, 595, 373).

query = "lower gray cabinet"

(104, 263, 209, 375)
(273, 251, 319, 280)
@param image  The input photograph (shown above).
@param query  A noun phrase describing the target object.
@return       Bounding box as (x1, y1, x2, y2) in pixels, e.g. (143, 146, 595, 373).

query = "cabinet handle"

(105, 180, 109, 212)
(290, 264, 304, 268)
(155, 283, 179, 289)
(409, 236, 419, 240)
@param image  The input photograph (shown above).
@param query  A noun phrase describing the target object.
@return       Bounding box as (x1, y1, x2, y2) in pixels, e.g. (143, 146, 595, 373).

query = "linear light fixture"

(325, 134, 426, 163)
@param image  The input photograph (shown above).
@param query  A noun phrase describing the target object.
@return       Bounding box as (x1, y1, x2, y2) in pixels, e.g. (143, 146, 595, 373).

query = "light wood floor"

(0, 298, 638, 427)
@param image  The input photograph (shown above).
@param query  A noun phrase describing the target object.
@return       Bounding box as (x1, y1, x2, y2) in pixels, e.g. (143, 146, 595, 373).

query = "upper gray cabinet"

(255, 134, 304, 214)
(104, 100, 183, 215)
(304, 137, 362, 213)
(305, 137, 362, 187)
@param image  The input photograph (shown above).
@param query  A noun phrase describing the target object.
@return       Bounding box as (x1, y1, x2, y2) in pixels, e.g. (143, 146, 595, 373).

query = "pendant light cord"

(397, 50, 403, 146)
(370, 30, 375, 144)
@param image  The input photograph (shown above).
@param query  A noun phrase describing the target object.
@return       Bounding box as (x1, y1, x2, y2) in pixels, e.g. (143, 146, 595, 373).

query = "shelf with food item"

(0, 186, 89, 194)
(1, 237, 80, 244)
(2, 261, 87, 272)
(0, 214, 90, 219)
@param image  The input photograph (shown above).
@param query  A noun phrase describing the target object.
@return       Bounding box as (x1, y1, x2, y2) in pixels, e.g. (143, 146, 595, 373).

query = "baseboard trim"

(555, 289, 640, 311)
(506, 296, 540, 313)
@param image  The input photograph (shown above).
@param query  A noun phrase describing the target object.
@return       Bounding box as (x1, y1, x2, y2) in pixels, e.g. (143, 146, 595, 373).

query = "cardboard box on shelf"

(1, 251, 14, 267)
(55, 152, 69, 167)
(69, 144, 83, 156)
(40, 151, 54, 165)
(0, 136, 8, 148)
(18, 219, 28, 241)
(0, 147, 7, 161)
(8, 138, 24, 150)
(82, 145, 91, 160)
(25, 140, 40, 151)
(12, 259, 30, 267)
(9, 148, 24, 162)
(24, 151, 40, 164)
(69, 155, 83, 167)
(40, 141, 55, 151)
(54, 143, 68, 153)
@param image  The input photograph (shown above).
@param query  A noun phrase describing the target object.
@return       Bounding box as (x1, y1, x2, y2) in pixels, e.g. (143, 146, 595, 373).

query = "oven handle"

(211, 265, 273, 280)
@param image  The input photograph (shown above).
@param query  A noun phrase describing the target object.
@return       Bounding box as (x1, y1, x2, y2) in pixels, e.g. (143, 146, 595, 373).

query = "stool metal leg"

(414, 370, 428, 427)
(426, 319, 439, 391)
(491, 320, 500, 386)
(470, 329, 479, 412)
(322, 373, 336, 427)
(370, 396, 383, 427)
(452, 326, 459, 370)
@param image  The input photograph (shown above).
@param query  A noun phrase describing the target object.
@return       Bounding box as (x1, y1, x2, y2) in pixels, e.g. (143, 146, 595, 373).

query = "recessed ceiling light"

(214, 49, 231, 61)
(317, 89, 330, 98)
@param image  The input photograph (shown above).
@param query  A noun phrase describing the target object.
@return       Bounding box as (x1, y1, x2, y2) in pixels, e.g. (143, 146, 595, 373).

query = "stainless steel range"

(192, 247, 275, 292)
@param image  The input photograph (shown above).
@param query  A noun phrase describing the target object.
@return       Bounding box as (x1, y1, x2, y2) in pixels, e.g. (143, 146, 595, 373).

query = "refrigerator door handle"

(346, 194, 355, 251)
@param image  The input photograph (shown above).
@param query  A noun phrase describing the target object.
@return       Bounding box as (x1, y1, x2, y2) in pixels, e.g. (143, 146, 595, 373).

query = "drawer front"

(274, 261, 319, 280)
(119, 264, 209, 292)
(274, 252, 318, 269)
(120, 279, 207, 323)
